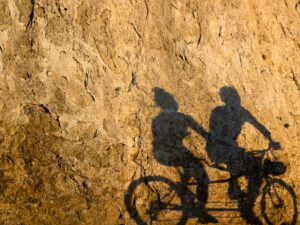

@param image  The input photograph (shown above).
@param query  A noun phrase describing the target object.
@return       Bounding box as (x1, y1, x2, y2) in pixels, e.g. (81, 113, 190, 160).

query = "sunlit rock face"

(0, 0, 299, 224)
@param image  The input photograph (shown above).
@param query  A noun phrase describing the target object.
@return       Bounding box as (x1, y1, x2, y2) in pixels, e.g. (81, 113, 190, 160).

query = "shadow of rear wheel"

(124, 176, 188, 225)
(261, 179, 297, 225)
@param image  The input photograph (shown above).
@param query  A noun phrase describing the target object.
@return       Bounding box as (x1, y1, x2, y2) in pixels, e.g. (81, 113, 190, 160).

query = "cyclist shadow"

(125, 86, 297, 225)
(205, 86, 296, 225)
(151, 87, 216, 223)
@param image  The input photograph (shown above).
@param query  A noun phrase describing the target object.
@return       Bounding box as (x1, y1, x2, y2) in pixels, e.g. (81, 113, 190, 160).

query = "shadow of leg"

(190, 161, 218, 223)
(239, 174, 263, 225)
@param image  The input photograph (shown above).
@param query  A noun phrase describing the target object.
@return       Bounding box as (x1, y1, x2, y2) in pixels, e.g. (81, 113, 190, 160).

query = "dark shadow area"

(0, 169, 11, 193)
(205, 86, 292, 225)
(151, 87, 217, 223)
(124, 86, 297, 225)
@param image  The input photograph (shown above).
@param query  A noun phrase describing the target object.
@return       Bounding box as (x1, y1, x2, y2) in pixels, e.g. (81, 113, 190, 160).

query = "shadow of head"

(153, 87, 178, 112)
(220, 86, 241, 106)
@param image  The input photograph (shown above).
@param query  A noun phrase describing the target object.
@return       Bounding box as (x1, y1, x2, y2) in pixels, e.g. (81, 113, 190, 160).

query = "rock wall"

(0, 0, 299, 224)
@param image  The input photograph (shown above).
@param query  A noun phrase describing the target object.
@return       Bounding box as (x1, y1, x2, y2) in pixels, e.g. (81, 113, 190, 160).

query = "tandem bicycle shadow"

(124, 87, 297, 225)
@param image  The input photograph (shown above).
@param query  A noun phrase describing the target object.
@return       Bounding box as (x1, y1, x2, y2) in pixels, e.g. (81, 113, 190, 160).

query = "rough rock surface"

(0, 0, 299, 224)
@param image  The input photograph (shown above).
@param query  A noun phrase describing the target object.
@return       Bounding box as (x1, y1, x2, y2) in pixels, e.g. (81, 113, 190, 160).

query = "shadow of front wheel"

(261, 179, 298, 225)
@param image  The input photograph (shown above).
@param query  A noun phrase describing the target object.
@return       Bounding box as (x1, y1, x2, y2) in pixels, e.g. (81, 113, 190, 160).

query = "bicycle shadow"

(124, 86, 298, 225)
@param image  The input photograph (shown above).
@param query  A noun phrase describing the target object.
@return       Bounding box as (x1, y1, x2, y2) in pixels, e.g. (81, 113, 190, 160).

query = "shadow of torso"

(152, 111, 198, 167)
(205, 105, 261, 177)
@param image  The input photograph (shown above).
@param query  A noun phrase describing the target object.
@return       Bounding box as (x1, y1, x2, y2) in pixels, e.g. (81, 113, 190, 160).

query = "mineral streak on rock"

(0, 0, 299, 224)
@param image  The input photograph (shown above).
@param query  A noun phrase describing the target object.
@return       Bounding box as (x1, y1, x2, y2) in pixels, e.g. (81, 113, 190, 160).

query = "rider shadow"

(125, 86, 297, 225)
(206, 86, 283, 224)
(151, 87, 216, 223)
